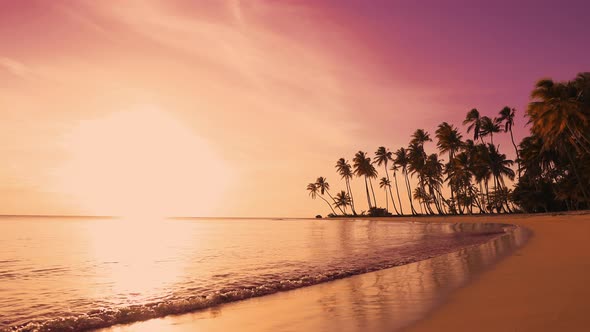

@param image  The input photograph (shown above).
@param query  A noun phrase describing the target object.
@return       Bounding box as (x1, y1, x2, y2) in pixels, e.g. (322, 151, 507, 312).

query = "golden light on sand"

(55, 107, 232, 217)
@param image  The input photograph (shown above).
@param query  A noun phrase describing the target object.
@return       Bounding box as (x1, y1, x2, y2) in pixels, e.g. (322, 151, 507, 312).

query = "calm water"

(0, 217, 511, 331)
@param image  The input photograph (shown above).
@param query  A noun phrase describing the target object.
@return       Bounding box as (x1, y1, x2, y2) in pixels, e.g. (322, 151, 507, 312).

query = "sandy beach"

(405, 212, 590, 332)
(97, 212, 590, 332)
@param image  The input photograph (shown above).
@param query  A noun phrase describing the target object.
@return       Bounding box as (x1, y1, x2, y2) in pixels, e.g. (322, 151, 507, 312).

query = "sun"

(54, 106, 232, 217)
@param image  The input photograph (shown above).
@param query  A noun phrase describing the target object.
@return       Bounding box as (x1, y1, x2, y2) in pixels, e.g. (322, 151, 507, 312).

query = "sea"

(0, 216, 520, 331)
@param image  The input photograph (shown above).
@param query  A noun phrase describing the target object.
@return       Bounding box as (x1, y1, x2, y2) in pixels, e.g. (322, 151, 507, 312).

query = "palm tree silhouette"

(353, 151, 377, 210)
(463, 108, 483, 143)
(335, 158, 357, 215)
(333, 190, 352, 215)
(374, 147, 400, 215)
(394, 147, 417, 215)
(408, 130, 433, 214)
(480, 116, 501, 145)
(436, 122, 463, 213)
(315, 177, 345, 215)
(307, 182, 336, 215)
(390, 164, 405, 215)
(378, 177, 391, 212)
(487, 144, 515, 212)
(498, 106, 520, 179)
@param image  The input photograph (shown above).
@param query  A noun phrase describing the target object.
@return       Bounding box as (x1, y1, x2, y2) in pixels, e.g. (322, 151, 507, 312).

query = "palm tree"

(353, 151, 377, 210)
(410, 129, 432, 147)
(498, 106, 520, 179)
(412, 187, 429, 214)
(315, 177, 345, 215)
(408, 130, 433, 214)
(487, 144, 515, 212)
(333, 190, 352, 214)
(447, 151, 475, 214)
(379, 177, 391, 212)
(424, 153, 446, 214)
(436, 122, 463, 213)
(394, 148, 417, 215)
(436, 122, 463, 160)
(527, 73, 590, 202)
(307, 182, 336, 215)
(480, 116, 501, 145)
(469, 142, 492, 212)
(463, 108, 483, 143)
(528, 73, 590, 152)
(374, 147, 400, 215)
(335, 158, 357, 215)
(390, 164, 405, 215)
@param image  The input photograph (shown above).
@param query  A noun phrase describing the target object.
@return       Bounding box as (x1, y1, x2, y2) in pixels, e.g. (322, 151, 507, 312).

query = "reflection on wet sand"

(101, 224, 529, 332)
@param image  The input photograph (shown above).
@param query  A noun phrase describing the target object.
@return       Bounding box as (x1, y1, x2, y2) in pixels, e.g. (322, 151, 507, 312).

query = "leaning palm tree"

(498, 106, 520, 179)
(315, 177, 345, 215)
(394, 147, 418, 215)
(379, 177, 391, 212)
(480, 116, 501, 145)
(335, 158, 357, 215)
(463, 108, 483, 143)
(390, 164, 405, 215)
(307, 182, 336, 215)
(374, 147, 400, 215)
(333, 190, 352, 215)
(353, 151, 374, 210)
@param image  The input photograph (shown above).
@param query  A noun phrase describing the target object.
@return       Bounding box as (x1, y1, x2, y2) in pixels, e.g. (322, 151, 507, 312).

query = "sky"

(0, 0, 589, 217)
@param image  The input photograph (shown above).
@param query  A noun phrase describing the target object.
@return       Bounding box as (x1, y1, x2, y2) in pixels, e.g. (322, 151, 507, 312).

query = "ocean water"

(0, 217, 511, 332)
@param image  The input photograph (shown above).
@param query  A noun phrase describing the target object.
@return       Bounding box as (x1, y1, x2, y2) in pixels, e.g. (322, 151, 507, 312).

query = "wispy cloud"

(0, 57, 34, 79)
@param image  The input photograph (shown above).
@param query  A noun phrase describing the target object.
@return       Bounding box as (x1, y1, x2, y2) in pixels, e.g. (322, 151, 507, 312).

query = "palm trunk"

(509, 128, 520, 180)
(478, 181, 487, 213)
(384, 188, 389, 212)
(430, 186, 444, 215)
(393, 171, 404, 215)
(364, 176, 372, 210)
(346, 178, 357, 215)
(318, 194, 337, 215)
(369, 178, 377, 207)
(384, 167, 400, 215)
(565, 147, 590, 203)
(448, 151, 456, 214)
(404, 170, 418, 215)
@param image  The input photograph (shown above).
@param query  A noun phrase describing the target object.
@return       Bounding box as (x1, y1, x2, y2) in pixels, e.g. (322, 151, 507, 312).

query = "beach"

(95, 212, 590, 332)
(405, 212, 590, 332)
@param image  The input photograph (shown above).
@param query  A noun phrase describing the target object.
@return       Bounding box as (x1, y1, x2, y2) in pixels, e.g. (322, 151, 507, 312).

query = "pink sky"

(0, 0, 588, 217)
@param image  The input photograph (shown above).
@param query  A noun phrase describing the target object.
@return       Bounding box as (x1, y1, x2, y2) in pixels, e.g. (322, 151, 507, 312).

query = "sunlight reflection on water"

(0, 217, 520, 331)
(100, 225, 529, 332)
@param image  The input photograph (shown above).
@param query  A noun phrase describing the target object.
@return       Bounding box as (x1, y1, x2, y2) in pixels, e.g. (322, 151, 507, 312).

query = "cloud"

(0, 57, 34, 79)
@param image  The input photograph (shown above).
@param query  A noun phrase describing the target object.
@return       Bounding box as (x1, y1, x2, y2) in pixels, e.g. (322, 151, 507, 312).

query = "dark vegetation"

(307, 73, 590, 217)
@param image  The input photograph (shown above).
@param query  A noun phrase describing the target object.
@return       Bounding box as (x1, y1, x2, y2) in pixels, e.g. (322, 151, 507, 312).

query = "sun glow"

(55, 107, 231, 217)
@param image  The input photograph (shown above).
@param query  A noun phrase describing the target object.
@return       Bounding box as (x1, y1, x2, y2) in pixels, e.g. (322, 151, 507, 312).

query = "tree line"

(307, 72, 590, 216)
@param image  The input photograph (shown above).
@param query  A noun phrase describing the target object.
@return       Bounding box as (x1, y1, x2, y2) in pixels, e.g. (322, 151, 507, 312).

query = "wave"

(5, 225, 513, 332)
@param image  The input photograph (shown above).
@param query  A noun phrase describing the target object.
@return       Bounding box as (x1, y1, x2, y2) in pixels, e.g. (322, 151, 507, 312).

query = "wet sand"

(404, 212, 590, 332)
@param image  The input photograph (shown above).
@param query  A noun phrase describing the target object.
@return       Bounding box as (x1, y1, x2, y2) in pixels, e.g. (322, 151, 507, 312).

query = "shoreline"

(97, 216, 535, 332)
